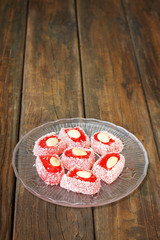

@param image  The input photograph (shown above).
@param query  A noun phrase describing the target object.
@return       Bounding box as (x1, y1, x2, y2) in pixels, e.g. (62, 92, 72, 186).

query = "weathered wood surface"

(12, 0, 94, 240)
(1, 0, 160, 239)
(122, 0, 160, 157)
(0, 0, 28, 239)
(77, 0, 160, 239)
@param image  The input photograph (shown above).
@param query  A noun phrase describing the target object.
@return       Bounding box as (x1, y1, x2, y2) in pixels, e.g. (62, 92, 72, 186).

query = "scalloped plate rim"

(12, 118, 149, 207)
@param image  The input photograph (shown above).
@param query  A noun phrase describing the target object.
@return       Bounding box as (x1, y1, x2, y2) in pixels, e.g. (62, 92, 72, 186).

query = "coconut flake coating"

(92, 153, 125, 184)
(36, 155, 64, 185)
(60, 170, 101, 195)
(59, 127, 90, 148)
(61, 147, 95, 170)
(33, 132, 67, 156)
(91, 131, 123, 155)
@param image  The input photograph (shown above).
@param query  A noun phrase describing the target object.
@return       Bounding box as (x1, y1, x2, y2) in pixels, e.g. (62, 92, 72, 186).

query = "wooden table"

(1, 0, 160, 239)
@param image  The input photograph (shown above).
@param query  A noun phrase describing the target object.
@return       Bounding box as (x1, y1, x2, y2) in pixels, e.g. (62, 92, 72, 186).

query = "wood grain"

(0, 0, 28, 239)
(13, 0, 94, 239)
(122, 0, 160, 156)
(77, 0, 160, 239)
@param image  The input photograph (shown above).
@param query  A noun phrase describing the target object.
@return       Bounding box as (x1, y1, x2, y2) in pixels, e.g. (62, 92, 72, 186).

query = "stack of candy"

(33, 126, 125, 194)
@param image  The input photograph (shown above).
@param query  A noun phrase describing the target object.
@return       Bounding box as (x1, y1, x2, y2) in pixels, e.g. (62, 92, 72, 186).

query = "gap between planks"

(121, 0, 160, 161)
(11, 0, 30, 239)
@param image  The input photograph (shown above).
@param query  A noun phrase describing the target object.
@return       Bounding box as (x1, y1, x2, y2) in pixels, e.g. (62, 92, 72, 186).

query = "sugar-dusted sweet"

(33, 132, 67, 156)
(59, 127, 90, 148)
(60, 168, 101, 195)
(61, 147, 95, 170)
(92, 152, 125, 184)
(91, 131, 123, 155)
(36, 154, 65, 185)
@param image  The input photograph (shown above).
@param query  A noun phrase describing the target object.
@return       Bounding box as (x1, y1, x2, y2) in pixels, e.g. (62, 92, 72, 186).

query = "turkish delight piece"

(93, 152, 125, 184)
(36, 154, 64, 185)
(33, 132, 67, 156)
(91, 131, 123, 155)
(61, 147, 95, 170)
(60, 168, 101, 195)
(59, 127, 90, 148)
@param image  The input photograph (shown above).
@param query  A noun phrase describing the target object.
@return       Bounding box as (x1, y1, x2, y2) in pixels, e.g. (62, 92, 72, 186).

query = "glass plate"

(12, 118, 149, 207)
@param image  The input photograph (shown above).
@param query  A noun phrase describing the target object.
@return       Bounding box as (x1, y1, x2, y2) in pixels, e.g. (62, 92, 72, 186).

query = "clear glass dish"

(12, 118, 149, 207)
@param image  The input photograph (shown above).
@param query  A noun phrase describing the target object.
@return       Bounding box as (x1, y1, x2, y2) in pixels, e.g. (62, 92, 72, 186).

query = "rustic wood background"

(0, 0, 160, 239)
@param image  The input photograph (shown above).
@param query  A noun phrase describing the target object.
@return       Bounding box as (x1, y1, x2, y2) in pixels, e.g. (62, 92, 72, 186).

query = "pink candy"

(33, 132, 66, 156)
(92, 153, 125, 184)
(60, 168, 101, 195)
(36, 155, 65, 185)
(91, 131, 123, 155)
(33, 127, 125, 192)
(61, 147, 95, 171)
(59, 127, 90, 148)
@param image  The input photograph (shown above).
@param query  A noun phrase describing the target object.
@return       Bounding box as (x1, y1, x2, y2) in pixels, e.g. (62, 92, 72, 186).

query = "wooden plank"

(0, 0, 28, 239)
(122, 0, 160, 157)
(12, 0, 94, 240)
(77, 0, 160, 239)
